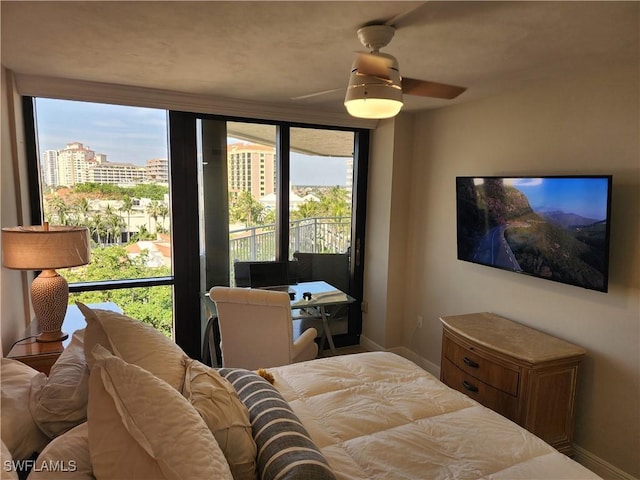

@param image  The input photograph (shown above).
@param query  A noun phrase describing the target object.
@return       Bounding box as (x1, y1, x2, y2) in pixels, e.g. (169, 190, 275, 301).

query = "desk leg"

(319, 306, 337, 355)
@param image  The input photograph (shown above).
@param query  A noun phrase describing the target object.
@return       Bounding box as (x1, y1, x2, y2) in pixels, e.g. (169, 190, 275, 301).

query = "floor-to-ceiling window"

(196, 117, 368, 349)
(25, 100, 369, 358)
(27, 98, 175, 337)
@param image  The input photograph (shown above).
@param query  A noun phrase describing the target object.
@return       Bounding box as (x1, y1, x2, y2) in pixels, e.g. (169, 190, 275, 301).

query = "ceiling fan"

(295, 22, 467, 119)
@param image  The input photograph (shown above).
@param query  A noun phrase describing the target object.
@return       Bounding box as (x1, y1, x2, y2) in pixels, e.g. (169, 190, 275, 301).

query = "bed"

(258, 351, 600, 480)
(0, 305, 600, 480)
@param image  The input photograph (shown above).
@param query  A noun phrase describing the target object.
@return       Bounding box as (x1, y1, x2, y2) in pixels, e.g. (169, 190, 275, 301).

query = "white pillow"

(26, 423, 93, 480)
(78, 302, 187, 391)
(30, 329, 89, 438)
(183, 358, 257, 480)
(0, 358, 49, 460)
(1, 439, 18, 480)
(88, 345, 232, 480)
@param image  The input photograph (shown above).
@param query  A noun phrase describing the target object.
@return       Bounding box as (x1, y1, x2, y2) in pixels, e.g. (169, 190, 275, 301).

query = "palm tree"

(321, 186, 349, 218)
(48, 196, 69, 225)
(106, 211, 125, 245)
(157, 202, 169, 233)
(74, 197, 91, 227)
(119, 196, 134, 242)
(88, 213, 107, 245)
(146, 200, 162, 233)
(232, 191, 263, 226)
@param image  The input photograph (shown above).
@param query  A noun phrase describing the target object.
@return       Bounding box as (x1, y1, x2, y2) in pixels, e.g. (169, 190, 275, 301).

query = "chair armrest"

(292, 327, 318, 361)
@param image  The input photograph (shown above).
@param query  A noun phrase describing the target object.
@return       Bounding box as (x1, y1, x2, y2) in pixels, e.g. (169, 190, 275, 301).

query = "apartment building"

(43, 142, 168, 187)
(228, 143, 276, 200)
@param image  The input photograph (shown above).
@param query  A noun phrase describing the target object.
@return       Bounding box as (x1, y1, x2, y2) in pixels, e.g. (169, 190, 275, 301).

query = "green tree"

(157, 202, 169, 233)
(320, 186, 350, 218)
(146, 200, 162, 232)
(48, 196, 70, 225)
(231, 191, 264, 226)
(104, 205, 125, 245)
(130, 184, 168, 201)
(131, 224, 156, 242)
(65, 246, 173, 337)
(119, 196, 134, 242)
(88, 213, 108, 245)
(292, 199, 321, 221)
(74, 197, 91, 225)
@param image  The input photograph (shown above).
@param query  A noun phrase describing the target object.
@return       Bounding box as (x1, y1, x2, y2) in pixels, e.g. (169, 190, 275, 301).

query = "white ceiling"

(1, 1, 638, 117)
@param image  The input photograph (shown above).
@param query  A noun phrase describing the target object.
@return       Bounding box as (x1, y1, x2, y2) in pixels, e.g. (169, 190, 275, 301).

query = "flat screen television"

(456, 176, 612, 292)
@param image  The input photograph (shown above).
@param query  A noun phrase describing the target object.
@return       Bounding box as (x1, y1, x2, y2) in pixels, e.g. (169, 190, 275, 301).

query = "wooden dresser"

(440, 312, 586, 456)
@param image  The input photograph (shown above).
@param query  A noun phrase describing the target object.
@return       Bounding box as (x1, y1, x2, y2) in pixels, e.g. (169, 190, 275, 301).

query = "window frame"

(23, 97, 370, 359)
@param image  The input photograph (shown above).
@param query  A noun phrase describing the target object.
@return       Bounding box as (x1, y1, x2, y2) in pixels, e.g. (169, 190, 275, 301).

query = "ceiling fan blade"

(383, 2, 430, 28)
(354, 52, 393, 80)
(401, 77, 467, 99)
(291, 88, 342, 101)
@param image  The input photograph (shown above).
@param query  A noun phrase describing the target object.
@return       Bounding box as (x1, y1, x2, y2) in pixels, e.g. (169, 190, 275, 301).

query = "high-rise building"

(44, 142, 169, 187)
(42, 150, 58, 187)
(228, 143, 276, 200)
(86, 162, 146, 185)
(146, 158, 169, 183)
(56, 142, 96, 186)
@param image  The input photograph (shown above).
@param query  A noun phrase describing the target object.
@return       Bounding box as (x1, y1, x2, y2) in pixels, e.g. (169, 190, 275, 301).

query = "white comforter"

(269, 352, 600, 480)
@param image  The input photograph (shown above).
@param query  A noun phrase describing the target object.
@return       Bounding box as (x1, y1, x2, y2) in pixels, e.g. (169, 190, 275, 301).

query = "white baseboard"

(358, 336, 440, 377)
(573, 445, 637, 480)
(357, 337, 637, 480)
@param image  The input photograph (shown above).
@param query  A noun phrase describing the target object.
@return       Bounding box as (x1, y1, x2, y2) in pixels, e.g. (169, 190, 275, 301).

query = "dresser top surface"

(440, 312, 586, 363)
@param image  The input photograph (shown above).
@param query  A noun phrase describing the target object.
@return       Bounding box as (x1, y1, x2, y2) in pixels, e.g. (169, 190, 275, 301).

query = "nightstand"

(6, 302, 121, 375)
(440, 312, 586, 456)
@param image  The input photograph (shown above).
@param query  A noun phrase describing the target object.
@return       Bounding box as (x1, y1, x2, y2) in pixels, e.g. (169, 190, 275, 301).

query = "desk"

(289, 281, 354, 355)
(203, 281, 354, 357)
(6, 302, 121, 374)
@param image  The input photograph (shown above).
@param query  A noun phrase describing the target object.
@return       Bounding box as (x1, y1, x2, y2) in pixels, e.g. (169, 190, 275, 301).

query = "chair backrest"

(209, 286, 294, 369)
(233, 260, 299, 287)
(249, 261, 289, 287)
(293, 252, 350, 292)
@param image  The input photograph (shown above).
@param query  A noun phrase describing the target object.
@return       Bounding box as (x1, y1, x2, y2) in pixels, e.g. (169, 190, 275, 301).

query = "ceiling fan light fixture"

(344, 75, 403, 119)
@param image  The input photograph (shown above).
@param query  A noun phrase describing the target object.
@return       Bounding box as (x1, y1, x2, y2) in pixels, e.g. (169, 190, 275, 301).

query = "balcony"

(230, 216, 351, 262)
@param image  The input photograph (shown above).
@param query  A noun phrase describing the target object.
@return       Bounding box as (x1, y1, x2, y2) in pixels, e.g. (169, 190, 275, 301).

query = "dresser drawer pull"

(462, 380, 479, 393)
(463, 356, 479, 368)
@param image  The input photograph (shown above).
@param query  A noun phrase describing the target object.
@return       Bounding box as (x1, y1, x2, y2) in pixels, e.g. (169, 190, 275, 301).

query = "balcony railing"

(230, 216, 350, 262)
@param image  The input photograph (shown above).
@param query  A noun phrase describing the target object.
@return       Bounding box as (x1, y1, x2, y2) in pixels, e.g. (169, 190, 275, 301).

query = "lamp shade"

(344, 55, 403, 119)
(2, 225, 90, 270)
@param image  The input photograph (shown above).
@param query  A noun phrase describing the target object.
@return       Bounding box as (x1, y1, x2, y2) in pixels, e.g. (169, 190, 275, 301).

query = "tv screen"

(456, 176, 612, 292)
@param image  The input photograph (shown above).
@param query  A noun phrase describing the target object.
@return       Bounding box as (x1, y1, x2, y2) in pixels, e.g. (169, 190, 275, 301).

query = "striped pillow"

(218, 368, 335, 480)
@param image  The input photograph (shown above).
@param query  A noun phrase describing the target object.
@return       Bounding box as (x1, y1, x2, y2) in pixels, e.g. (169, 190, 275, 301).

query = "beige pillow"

(1, 439, 18, 480)
(27, 423, 93, 480)
(30, 329, 89, 438)
(183, 358, 257, 480)
(88, 345, 232, 480)
(78, 302, 187, 391)
(0, 358, 49, 460)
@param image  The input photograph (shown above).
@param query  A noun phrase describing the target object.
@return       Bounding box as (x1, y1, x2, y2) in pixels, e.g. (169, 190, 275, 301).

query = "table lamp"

(1, 223, 90, 342)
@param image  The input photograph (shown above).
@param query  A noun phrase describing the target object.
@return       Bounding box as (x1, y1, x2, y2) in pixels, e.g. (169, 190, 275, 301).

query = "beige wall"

(393, 65, 638, 476)
(363, 113, 414, 348)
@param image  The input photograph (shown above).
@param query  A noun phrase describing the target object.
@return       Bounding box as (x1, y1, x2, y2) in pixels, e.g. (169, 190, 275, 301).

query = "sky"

(35, 98, 349, 186)
(507, 177, 610, 220)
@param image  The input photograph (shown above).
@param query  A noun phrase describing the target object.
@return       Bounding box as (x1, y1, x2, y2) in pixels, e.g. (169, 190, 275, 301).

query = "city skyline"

(35, 98, 350, 186)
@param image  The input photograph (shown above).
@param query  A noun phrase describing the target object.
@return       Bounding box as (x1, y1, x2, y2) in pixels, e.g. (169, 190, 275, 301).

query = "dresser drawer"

(443, 335, 520, 396)
(441, 357, 519, 422)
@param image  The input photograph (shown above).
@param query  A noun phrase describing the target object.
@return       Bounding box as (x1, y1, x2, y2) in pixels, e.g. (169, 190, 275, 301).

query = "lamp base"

(36, 330, 69, 343)
(31, 269, 69, 343)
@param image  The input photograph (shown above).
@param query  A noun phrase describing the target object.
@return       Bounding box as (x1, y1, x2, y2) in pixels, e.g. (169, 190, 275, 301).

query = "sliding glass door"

(196, 117, 368, 349)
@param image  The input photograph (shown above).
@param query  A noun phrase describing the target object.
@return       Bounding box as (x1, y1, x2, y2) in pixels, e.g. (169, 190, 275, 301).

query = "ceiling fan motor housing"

(357, 24, 396, 51)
